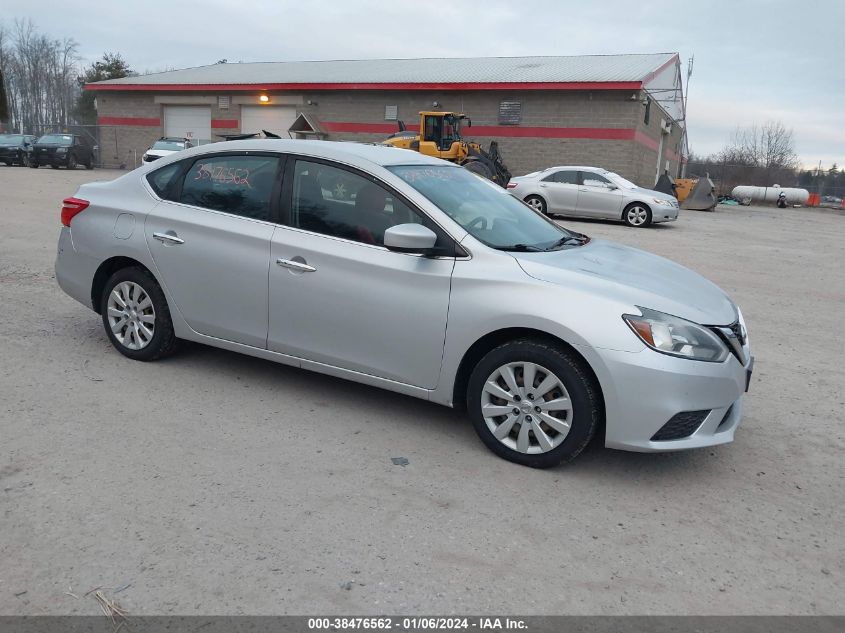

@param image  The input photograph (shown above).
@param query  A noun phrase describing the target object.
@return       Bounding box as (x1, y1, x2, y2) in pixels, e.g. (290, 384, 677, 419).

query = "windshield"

(0, 134, 24, 144)
(606, 172, 638, 189)
(151, 140, 186, 151)
(37, 134, 73, 145)
(388, 165, 579, 251)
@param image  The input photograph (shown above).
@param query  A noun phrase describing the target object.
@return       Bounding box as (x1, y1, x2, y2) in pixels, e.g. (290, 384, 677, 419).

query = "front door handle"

(276, 258, 316, 273)
(153, 231, 184, 245)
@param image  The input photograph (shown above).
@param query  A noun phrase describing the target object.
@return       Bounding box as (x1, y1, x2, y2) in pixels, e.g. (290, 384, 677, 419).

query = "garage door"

(164, 106, 211, 145)
(241, 106, 297, 137)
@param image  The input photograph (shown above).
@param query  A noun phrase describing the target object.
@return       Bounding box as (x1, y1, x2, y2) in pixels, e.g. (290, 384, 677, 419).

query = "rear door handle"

(153, 231, 184, 245)
(276, 258, 316, 273)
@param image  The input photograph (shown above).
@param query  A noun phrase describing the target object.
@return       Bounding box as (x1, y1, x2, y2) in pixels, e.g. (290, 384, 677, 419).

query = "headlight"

(652, 197, 673, 206)
(623, 307, 729, 362)
(56, 147, 67, 153)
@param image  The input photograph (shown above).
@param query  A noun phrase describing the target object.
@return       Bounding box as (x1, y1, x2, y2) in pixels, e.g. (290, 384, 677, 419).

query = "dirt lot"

(1, 166, 843, 616)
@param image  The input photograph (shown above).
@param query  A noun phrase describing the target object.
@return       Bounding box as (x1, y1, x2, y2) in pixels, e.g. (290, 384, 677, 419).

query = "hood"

(625, 184, 675, 202)
(514, 238, 736, 325)
(146, 148, 177, 156)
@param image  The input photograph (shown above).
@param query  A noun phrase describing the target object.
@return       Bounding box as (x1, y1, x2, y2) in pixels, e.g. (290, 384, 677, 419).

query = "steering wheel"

(467, 216, 488, 230)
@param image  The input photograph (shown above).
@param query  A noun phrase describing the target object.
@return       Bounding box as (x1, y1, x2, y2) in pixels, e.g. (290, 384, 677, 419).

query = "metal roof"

(89, 53, 678, 89)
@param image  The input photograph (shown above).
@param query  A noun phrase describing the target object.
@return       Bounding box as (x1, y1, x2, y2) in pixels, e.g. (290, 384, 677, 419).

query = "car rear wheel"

(67, 155, 77, 170)
(100, 267, 178, 362)
(524, 195, 548, 215)
(623, 203, 652, 227)
(29, 161, 38, 168)
(466, 339, 600, 468)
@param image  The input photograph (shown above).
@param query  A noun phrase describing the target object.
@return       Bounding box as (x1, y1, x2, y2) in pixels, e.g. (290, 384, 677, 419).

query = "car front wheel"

(623, 203, 652, 227)
(524, 195, 548, 215)
(67, 154, 77, 169)
(100, 267, 178, 361)
(466, 339, 600, 468)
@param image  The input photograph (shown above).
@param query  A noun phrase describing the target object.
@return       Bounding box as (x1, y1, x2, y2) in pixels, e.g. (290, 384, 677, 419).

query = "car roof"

(193, 139, 449, 168)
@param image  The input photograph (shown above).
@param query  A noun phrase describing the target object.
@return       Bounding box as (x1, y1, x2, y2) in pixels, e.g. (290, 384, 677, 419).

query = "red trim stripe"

(328, 121, 641, 141)
(633, 130, 660, 151)
(211, 119, 238, 129)
(97, 116, 160, 126)
(85, 81, 643, 92)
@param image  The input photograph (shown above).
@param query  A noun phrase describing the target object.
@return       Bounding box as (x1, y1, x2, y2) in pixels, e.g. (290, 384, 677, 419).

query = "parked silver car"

(508, 166, 679, 227)
(55, 140, 752, 467)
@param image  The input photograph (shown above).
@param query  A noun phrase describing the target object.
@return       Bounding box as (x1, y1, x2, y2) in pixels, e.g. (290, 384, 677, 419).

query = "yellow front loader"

(383, 111, 511, 187)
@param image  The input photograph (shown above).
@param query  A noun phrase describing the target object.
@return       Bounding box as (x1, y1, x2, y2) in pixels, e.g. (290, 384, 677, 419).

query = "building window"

(644, 97, 651, 125)
(384, 105, 398, 121)
(499, 101, 521, 125)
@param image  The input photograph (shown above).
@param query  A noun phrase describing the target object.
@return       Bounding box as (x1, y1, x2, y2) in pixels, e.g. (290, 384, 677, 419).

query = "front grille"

(709, 320, 746, 364)
(651, 410, 710, 441)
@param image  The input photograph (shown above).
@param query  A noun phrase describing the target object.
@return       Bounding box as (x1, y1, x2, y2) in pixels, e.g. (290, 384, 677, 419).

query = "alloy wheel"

(107, 281, 156, 350)
(480, 361, 573, 454)
(526, 197, 545, 212)
(626, 205, 649, 226)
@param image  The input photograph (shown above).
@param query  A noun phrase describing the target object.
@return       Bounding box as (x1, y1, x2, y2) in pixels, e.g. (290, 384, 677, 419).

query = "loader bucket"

(681, 176, 717, 211)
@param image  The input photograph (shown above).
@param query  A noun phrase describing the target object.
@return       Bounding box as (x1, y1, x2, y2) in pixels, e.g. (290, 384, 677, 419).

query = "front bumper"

(0, 148, 21, 162)
(652, 204, 679, 223)
(596, 342, 752, 452)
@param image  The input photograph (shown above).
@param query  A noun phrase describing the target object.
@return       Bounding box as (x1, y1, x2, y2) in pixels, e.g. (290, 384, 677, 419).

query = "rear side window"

(543, 170, 578, 185)
(180, 155, 280, 221)
(146, 162, 183, 200)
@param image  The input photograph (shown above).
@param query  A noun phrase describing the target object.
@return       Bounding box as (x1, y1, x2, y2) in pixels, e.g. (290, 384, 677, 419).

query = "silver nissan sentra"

(55, 140, 753, 468)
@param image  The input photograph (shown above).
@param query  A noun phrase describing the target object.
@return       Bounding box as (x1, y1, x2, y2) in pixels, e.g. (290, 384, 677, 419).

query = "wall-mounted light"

(259, 94, 270, 103)
(306, 99, 318, 106)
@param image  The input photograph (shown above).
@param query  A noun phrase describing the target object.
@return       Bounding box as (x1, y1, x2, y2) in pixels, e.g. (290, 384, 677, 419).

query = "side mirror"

(607, 183, 618, 190)
(384, 223, 437, 254)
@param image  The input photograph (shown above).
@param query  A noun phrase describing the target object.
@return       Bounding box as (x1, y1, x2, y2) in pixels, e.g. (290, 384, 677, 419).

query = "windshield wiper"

(544, 233, 590, 251)
(497, 243, 544, 252)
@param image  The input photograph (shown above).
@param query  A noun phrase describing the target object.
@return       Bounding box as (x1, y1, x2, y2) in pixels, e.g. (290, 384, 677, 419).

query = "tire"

(85, 156, 94, 170)
(464, 160, 493, 180)
(623, 202, 652, 227)
(466, 339, 600, 468)
(21, 154, 30, 168)
(67, 154, 77, 170)
(29, 161, 39, 168)
(524, 195, 548, 215)
(100, 267, 178, 362)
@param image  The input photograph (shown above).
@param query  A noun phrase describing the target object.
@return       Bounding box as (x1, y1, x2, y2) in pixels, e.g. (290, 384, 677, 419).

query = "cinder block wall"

(94, 89, 671, 184)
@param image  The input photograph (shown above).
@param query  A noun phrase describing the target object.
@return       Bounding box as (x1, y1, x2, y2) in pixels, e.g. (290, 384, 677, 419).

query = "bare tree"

(0, 18, 80, 133)
(726, 120, 799, 183)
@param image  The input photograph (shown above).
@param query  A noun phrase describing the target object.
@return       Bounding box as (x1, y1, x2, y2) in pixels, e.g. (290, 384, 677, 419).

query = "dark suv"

(0, 134, 37, 167)
(31, 134, 95, 170)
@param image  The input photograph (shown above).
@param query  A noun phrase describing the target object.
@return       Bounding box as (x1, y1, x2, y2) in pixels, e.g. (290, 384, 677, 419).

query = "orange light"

(259, 94, 270, 103)
(629, 319, 654, 346)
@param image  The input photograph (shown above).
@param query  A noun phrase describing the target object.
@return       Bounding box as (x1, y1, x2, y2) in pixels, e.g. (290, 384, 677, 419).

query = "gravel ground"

(0, 166, 842, 615)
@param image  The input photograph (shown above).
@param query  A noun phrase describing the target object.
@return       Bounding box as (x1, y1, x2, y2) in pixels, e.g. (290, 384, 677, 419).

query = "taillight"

(506, 182, 518, 189)
(61, 197, 89, 227)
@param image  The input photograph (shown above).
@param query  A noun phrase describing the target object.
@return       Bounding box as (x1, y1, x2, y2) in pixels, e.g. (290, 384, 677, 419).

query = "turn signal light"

(61, 197, 90, 227)
(506, 182, 518, 189)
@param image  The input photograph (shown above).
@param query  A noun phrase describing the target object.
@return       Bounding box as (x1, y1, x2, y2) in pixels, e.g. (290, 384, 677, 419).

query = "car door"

(267, 157, 455, 389)
(144, 153, 282, 348)
(538, 169, 580, 213)
(576, 171, 624, 218)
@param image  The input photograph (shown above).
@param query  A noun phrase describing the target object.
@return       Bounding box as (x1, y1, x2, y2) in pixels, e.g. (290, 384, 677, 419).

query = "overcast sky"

(9, 0, 844, 168)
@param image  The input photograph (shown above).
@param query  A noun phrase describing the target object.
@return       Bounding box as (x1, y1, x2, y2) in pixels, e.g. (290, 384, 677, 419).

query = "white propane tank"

(731, 185, 810, 205)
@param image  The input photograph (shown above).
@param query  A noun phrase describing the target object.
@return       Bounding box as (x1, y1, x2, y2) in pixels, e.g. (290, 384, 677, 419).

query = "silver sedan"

(55, 140, 751, 468)
(508, 166, 679, 227)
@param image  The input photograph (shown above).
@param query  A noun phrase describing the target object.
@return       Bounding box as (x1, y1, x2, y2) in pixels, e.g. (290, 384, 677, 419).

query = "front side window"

(289, 160, 426, 246)
(180, 155, 280, 221)
(389, 165, 576, 251)
(581, 172, 613, 188)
